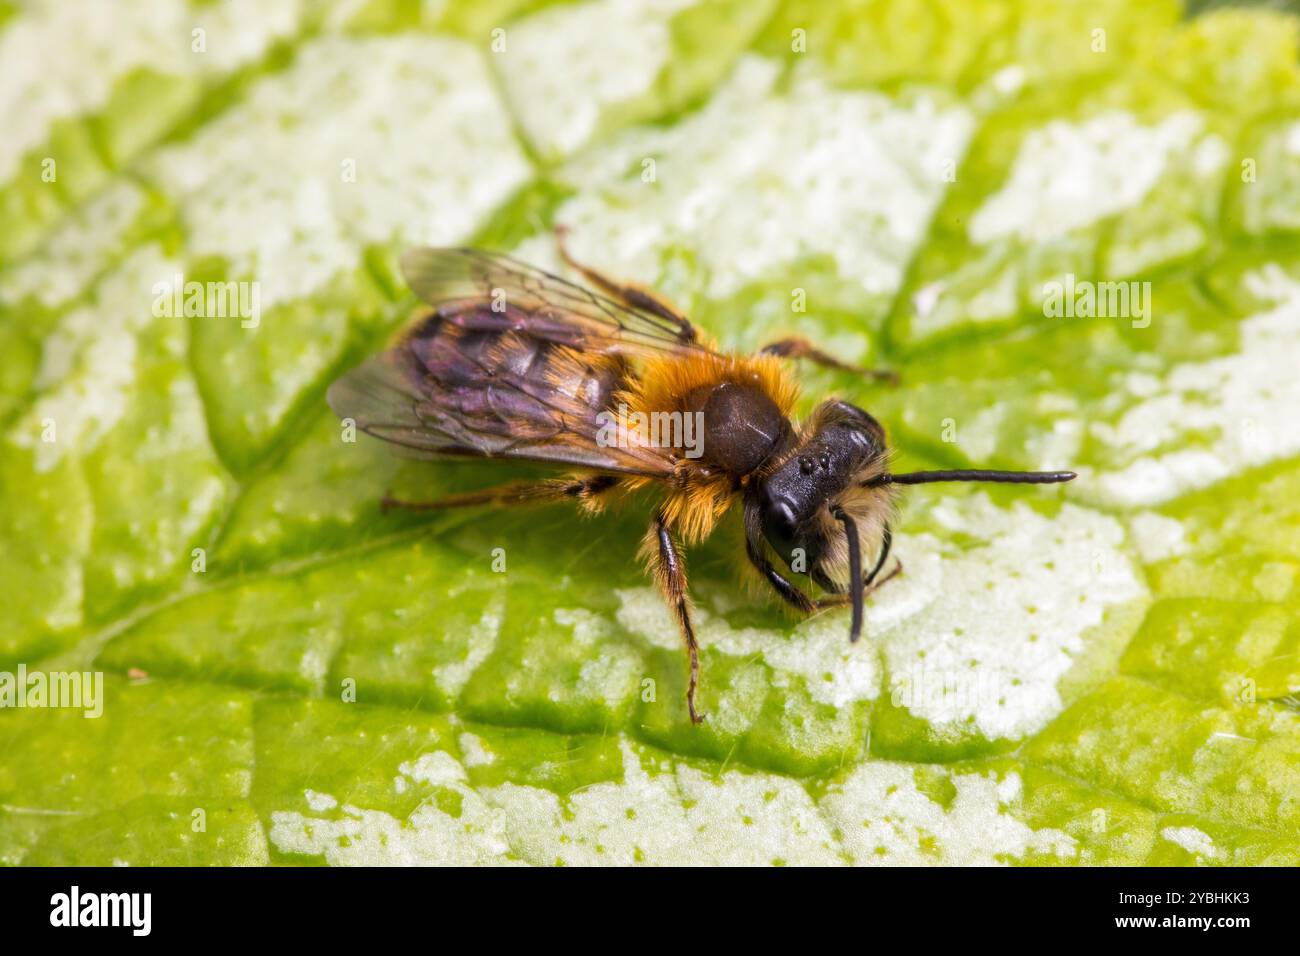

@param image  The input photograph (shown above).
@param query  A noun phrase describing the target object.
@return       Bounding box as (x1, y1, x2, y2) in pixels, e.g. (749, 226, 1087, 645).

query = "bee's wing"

(399, 247, 716, 360)
(326, 247, 720, 477)
(327, 341, 675, 476)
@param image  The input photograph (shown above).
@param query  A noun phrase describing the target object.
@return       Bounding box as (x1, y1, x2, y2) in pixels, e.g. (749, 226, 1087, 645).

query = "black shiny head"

(755, 400, 886, 574)
(745, 399, 1076, 645)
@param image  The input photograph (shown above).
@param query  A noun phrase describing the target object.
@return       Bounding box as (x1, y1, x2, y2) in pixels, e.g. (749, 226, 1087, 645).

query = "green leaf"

(2, 0, 1299, 865)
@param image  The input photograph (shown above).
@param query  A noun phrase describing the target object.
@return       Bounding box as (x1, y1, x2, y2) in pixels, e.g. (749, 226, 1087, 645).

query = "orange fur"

(633, 348, 798, 422)
(616, 349, 799, 544)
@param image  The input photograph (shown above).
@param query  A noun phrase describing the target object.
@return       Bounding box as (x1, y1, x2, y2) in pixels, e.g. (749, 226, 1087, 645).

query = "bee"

(327, 233, 1075, 724)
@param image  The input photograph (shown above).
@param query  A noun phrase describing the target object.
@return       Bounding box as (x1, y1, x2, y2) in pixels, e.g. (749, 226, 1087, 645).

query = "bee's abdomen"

(404, 311, 630, 430)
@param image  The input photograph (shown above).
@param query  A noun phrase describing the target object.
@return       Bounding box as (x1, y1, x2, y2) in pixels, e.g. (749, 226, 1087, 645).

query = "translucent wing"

(326, 247, 710, 477)
(399, 247, 718, 360)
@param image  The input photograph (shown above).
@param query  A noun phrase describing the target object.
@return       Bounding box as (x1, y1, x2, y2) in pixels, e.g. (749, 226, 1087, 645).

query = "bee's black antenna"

(832, 508, 864, 643)
(865, 469, 1076, 488)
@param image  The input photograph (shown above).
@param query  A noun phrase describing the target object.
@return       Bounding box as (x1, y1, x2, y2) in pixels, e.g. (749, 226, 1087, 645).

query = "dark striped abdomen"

(402, 310, 631, 443)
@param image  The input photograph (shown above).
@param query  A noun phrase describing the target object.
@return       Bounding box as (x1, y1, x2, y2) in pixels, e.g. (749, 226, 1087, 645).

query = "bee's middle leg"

(760, 336, 898, 385)
(381, 475, 619, 513)
(642, 510, 704, 724)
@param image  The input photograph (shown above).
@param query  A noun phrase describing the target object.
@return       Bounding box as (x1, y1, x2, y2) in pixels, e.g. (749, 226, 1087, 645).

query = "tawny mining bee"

(328, 235, 1075, 723)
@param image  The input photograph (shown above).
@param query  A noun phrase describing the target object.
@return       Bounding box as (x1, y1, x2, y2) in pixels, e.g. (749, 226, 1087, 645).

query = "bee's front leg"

(641, 510, 704, 724)
(742, 496, 817, 614)
(813, 562, 904, 609)
(760, 337, 898, 385)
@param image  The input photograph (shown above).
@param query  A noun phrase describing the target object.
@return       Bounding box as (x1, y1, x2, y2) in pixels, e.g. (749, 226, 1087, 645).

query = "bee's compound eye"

(760, 495, 800, 549)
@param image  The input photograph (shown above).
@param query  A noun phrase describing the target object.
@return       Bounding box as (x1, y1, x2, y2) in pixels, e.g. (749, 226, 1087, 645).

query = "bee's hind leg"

(641, 510, 704, 724)
(380, 475, 619, 513)
(760, 337, 899, 386)
(553, 226, 697, 342)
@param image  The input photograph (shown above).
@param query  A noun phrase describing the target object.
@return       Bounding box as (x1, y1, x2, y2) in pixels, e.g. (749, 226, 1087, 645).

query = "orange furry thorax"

(614, 347, 799, 545)
(629, 348, 799, 423)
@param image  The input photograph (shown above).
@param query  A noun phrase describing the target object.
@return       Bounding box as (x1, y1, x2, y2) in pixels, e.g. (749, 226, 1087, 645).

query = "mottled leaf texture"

(2, 0, 1299, 865)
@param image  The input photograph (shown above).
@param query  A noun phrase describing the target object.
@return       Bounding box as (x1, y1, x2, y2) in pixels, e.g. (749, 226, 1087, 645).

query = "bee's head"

(754, 400, 893, 593)
(748, 399, 1076, 643)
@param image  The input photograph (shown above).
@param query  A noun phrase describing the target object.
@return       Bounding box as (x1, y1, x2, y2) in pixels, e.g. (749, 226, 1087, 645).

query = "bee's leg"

(554, 226, 697, 342)
(814, 524, 894, 591)
(641, 511, 704, 724)
(812, 523, 900, 607)
(813, 562, 903, 609)
(742, 498, 817, 614)
(380, 475, 619, 513)
(745, 500, 901, 612)
(865, 523, 893, 588)
(760, 337, 898, 385)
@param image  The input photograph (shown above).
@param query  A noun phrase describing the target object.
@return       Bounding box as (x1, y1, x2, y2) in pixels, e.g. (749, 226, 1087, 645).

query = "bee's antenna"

(865, 469, 1076, 488)
(831, 508, 864, 643)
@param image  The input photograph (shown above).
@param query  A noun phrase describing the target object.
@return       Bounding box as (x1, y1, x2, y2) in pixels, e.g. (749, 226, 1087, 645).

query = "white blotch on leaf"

(1090, 268, 1300, 506)
(0, 0, 301, 183)
(1160, 825, 1222, 861)
(821, 763, 1076, 865)
(13, 246, 176, 470)
(880, 495, 1145, 741)
(0, 181, 146, 308)
(1128, 512, 1189, 564)
(969, 111, 1215, 244)
(269, 742, 1075, 866)
(537, 56, 973, 302)
(148, 35, 531, 308)
(431, 594, 503, 697)
(496, 0, 694, 158)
